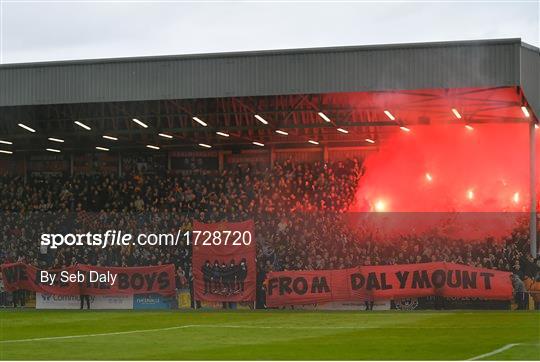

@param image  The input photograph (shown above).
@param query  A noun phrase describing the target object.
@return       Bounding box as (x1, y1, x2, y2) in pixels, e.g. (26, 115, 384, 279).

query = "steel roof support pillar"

(530, 120, 537, 257)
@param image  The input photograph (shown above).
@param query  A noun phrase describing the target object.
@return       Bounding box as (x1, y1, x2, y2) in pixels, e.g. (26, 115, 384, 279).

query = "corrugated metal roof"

(0, 38, 537, 114)
(520, 46, 540, 116)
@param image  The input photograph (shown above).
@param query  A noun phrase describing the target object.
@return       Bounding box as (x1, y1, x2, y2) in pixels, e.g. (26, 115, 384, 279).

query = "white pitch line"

(193, 324, 468, 330)
(0, 325, 198, 343)
(1, 324, 499, 344)
(1, 324, 360, 343)
(467, 343, 522, 360)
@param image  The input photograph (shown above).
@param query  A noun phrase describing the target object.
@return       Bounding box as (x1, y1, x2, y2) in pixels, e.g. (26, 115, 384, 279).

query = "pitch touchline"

(467, 343, 522, 360)
(0, 325, 198, 343)
(195, 325, 470, 329)
(0, 324, 504, 343)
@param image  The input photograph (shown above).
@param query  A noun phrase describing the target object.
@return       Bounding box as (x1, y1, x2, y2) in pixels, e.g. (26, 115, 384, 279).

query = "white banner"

(36, 293, 133, 309)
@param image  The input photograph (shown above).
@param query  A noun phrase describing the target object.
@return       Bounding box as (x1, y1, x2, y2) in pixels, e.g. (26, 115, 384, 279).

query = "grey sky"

(0, 1, 538, 64)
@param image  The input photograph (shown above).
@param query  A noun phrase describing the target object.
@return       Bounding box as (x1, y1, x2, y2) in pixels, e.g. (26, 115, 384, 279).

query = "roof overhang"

(0, 38, 538, 114)
(0, 39, 537, 153)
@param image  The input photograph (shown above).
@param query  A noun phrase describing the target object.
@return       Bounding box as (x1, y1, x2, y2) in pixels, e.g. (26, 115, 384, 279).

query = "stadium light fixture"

(18, 123, 36, 133)
(365, 138, 375, 144)
(467, 189, 474, 200)
(513, 192, 520, 204)
(275, 130, 288, 135)
(451, 108, 462, 119)
(318, 112, 331, 123)
(384, 110, 395, 121)
(198, 143, 212, 148)
(254, 115, 268, 125)
(103, 135, 118, 141)
(146, 145, 160, 150)
(425, 173, 433, 182)
(0, 150, 13, 154)
(337, 128, 348, 134)
(400, 126, 410, 132)
(46, 148, 61, 153)
(465, 125, 474, 131)
(158, 133, 173, 139)
(0, 140, 13, 145)
(74, 121, 91, 130)
(252, 141, 264, 147)
(96, 146, 110, 151)
(521, 106, 530, 118)
(193, 117, 208, 127)
(216, 131, 230, 137)
(48, 137, 64, 143)
(132, 118, 148, 128)
(308, 140, 319, 145)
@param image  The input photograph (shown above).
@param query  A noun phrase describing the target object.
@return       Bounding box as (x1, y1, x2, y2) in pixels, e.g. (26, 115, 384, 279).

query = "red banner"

(265, 262, 513, 307)
(1, 263, 176, 296)
(192, 220, 256, 302)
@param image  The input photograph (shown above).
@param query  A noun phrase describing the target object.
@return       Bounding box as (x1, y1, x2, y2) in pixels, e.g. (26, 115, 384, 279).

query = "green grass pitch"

(0, 310, 538, 360)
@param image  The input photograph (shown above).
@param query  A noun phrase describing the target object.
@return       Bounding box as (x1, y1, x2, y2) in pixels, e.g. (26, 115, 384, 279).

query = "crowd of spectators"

(1, 156, 539, 307)
(0, 159, 361, 285)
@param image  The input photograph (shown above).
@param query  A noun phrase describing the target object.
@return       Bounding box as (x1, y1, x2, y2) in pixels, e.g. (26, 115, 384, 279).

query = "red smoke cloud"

(349, 123, 538, 240)
(353, 123, 537, 212)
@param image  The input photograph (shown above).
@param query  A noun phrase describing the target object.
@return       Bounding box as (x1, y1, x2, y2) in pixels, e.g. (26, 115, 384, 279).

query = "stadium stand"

(1, 157, 539, 309)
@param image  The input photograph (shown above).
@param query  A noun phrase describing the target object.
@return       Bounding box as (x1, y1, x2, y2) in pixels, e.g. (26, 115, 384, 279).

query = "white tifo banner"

(36, 293, 133, 309)
(288, 300, 391, 311)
